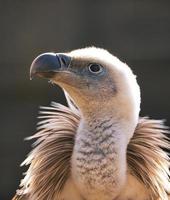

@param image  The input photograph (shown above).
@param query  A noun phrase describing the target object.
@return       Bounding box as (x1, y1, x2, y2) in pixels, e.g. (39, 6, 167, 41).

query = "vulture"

(13, 47, 170, 200)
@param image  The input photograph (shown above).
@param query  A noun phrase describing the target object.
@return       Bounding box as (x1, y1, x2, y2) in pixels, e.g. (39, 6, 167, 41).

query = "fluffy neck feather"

(15, 103, 170, 200)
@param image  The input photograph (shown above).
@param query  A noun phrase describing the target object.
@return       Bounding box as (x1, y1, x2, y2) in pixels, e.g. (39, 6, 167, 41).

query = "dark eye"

(88, 64, 103, 74)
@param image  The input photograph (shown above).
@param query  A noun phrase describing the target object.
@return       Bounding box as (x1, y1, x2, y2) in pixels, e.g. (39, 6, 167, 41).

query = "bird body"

(13, 47, 170, 200)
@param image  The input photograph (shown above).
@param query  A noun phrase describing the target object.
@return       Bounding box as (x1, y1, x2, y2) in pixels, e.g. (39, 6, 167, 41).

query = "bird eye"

(88, 64, 103, 74)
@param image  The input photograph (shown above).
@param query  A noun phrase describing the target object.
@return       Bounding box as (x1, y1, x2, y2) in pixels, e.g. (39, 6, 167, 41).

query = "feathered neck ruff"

(15, 102, 170, 200)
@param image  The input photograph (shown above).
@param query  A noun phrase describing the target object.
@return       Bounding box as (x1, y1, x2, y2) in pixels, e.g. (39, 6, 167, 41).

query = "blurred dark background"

(1, 0, 170, 199)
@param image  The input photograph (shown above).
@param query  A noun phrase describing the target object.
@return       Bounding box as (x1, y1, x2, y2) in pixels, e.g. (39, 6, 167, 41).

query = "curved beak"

(30, 53, 71, 80)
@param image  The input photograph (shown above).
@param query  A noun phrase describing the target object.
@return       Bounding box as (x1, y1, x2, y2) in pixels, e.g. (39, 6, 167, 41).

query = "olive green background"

(1, 1, 170, 199)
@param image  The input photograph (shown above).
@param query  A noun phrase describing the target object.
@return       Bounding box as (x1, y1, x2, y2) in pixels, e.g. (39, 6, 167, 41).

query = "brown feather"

(128, 118, 170, 199)
(13, 103, 170, 200)
(15, 102, 79, 200)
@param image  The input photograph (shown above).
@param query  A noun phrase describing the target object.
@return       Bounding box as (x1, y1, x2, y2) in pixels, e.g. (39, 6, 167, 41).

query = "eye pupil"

(89, 64, 102, 73)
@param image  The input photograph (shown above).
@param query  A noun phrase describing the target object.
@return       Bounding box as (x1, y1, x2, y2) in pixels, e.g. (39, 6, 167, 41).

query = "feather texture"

(127, 118, 170, 200)
(13, 102, 170, 200)
(14, 102, 79, 200)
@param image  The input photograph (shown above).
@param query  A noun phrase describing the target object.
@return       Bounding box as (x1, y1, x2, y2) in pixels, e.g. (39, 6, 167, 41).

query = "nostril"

(61, 56, 66, 66)
(57, 54, 71, 68)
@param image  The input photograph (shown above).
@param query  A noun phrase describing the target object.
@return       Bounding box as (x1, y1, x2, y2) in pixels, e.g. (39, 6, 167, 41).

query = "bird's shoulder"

(12, 102, 80, 200)
(127, 117, 170, 200)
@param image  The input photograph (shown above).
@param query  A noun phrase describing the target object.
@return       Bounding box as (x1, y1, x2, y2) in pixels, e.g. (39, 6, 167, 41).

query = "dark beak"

(30, 53, 71, 79)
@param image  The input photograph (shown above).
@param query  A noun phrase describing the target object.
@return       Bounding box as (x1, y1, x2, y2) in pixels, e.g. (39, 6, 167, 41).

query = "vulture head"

(30, 47, 140, 141)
